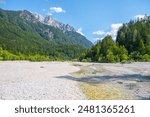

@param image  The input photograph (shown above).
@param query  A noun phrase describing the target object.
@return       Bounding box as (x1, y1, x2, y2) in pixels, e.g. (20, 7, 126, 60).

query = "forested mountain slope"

(0, 9, 93, 60)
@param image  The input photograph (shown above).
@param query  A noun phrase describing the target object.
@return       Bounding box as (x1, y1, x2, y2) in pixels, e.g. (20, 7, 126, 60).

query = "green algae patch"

(80, 83, 133, 100)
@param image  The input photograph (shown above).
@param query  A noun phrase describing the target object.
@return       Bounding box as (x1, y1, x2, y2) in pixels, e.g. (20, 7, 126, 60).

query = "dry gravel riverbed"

(0, 61, 86, 100)
(0, 61, 150, 100)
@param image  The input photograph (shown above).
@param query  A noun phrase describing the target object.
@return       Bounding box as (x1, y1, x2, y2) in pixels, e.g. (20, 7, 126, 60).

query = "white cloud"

(110, 23, 123, 39)
(93, 30, 106, 35)
(0, 0, 6, 4)
(77, 28, 85, 36)
(135, 15, 145, 19)
(111, 23, 122, 31)
(50, 7, 66, 13)
(93, 23, 122, 40)
(93, 37, 103, 41)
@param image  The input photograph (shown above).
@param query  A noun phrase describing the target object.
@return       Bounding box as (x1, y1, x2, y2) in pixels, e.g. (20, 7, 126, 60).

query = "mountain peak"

(19, 10, 76, 32)
(20, 10, 39, 23)
(44, 15, 60, 27)
(44, 15, 76, 32)
(33, 12, 45, 23)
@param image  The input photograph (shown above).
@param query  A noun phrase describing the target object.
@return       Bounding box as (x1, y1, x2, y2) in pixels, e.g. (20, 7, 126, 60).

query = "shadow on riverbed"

(56, 74, 150, 84)
(56, 74, 150, 100)
(138, 96, 150, 100)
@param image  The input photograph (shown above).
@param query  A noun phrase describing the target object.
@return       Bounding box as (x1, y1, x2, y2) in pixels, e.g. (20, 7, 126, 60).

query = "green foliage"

(116, 16, 150, 56)
(118, 46, 128, 62)
(79, 36, 128, 63)
(129, 51, 141, 61)
(80, 16, 150, 63)
(81, 58, 92, 62)
(141, 54, 150, 62)
(28, 55, 50, 61)
(65, 31, 93, 48)
(0, 47, 51, 61)
(0, 47, 19, 60)
(100, 35, 115, 57)
(106, 50, 115, 63)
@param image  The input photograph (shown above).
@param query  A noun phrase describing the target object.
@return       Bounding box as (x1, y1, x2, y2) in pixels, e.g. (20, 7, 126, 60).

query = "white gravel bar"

(0, 61, 86, 100)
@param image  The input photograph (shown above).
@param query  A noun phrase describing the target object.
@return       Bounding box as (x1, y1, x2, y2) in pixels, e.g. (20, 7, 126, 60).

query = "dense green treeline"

(0, 44, 85, 61)
(80, 16, 150, 63)
(79, 36, 130, 63)
(0, 47, 51, 61)
(116, 16, 150, 60)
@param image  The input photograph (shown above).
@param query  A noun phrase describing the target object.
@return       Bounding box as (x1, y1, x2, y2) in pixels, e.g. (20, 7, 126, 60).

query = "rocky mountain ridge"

(20, 10, 76, 32)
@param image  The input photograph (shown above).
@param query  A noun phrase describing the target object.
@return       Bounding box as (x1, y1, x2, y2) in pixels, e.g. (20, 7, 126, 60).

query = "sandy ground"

(0, 61, 150, 100)
(0, 61, 86, 100)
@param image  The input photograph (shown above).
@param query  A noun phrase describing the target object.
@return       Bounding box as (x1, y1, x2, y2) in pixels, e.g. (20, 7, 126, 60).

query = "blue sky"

(0, 0, 150, 42)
